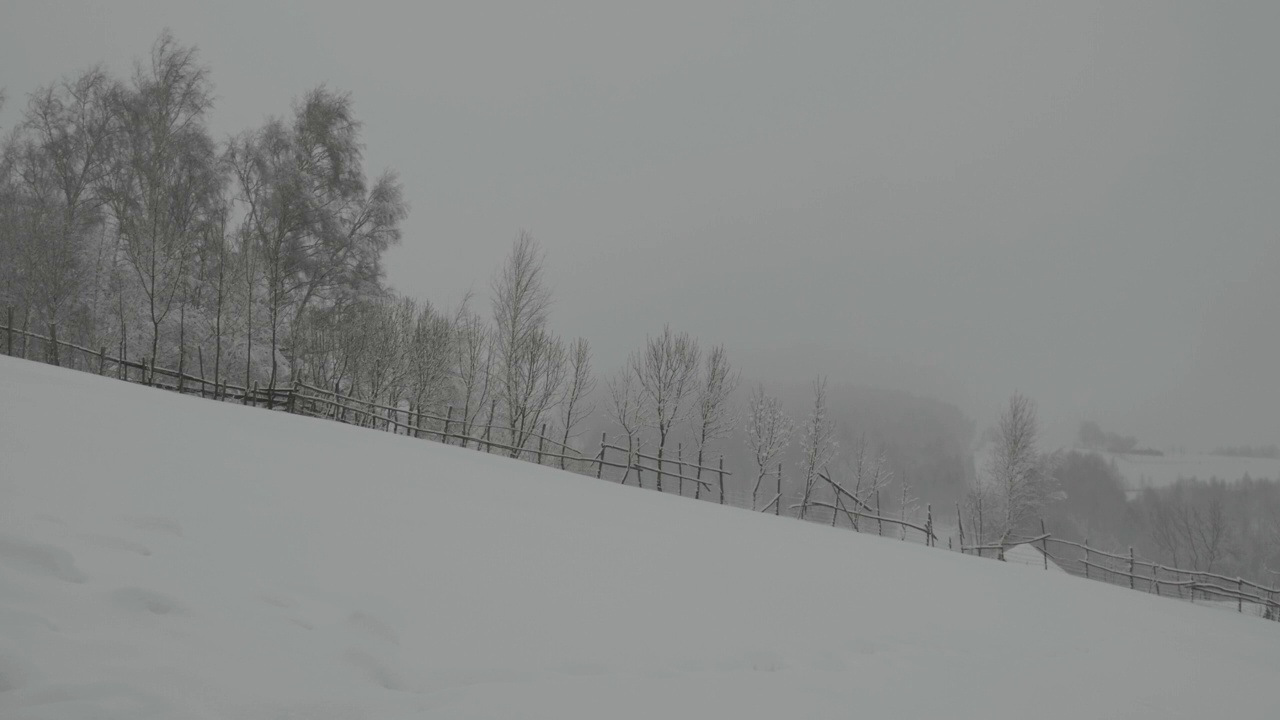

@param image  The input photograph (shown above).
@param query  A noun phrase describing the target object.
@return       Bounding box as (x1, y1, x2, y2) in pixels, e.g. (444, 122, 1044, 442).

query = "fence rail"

(4, 317, 1276, 622)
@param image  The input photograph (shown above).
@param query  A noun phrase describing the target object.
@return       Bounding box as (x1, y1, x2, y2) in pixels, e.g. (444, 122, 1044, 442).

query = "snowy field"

(2, 356, 1279, 719)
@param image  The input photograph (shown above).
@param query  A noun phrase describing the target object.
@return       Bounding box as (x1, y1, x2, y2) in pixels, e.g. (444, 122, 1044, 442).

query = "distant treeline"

(1211, 444, 1279, 460)
(1043, 451, 1280, 591)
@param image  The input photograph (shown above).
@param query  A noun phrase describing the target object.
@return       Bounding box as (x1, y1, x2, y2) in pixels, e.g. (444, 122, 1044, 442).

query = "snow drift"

(1, 355, 1278, 719)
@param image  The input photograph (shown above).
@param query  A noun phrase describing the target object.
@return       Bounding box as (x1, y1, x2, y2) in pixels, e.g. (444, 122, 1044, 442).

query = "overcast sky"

(3, 1, 1277, 449)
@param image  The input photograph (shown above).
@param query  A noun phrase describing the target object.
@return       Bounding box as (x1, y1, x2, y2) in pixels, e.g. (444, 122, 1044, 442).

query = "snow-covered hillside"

(2, 356, 1279, 719)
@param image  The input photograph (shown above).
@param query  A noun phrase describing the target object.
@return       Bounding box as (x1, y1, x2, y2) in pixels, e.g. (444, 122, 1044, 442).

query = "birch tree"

(491, 232, 566, 456)
(630, 324, 700, 492)
(987, 392, 1057, 546)
(406, 299, 455, 432)
(606, 367, 648, 486)
(105, 32, 220, 369)
(796, 377, 837, 520)
(557, 337, 596, 468)
(15, 67, 117, 340)
(451, 302, 492, 446)
(745, 384, 794, 511)
(689, 343, 739, 498)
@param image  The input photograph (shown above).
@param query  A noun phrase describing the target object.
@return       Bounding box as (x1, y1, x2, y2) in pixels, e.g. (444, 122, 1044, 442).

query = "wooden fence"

(960, 518, 1280, 619)
(5, 318, 1273, 620)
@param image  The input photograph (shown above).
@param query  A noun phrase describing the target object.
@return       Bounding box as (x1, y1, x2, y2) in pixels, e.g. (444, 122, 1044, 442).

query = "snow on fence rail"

(5, 318, 1277, 621)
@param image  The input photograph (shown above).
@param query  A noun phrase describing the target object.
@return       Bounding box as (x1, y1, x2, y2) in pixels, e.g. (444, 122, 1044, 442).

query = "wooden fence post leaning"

(926, 504, 933, 546)
(1238, 578, 1244, 613)
(1083, 538, 1090, 579)
(1041, 519, 1048, 569)
(537, 423, 546, 465)
(1153, 565, 1160, 596)
(1129, 548, 1135, 589)
(876, 490, 882, 536)
(957, 503, 965, 553)
(596, 433, 607, 479)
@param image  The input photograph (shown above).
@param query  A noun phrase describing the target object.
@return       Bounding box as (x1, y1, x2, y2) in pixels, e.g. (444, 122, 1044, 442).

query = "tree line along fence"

(5, 318, 1275, 621)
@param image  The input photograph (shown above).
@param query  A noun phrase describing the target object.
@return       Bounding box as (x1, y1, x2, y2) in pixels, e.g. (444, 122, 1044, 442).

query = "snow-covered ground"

(2, 355, 1279, 719)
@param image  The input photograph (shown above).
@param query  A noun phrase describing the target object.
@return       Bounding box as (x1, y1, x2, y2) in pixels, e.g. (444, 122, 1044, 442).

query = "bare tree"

(406, 298, 455, 434)
(689, 343, 739, 498)
(986, 392, 1057, 546)
(105, 32, 220, 370)
(557, 337, 596, 468)
(796, 378, 838, 520)
(606, 367, 648, 486)
(630, 324, 700, 492)
(491, 232, 565, 456)
(745, 384, 795, 511)
(14, 67, 117, 341)
(451, 299, 492, 447)
(228, 87, 406, 390)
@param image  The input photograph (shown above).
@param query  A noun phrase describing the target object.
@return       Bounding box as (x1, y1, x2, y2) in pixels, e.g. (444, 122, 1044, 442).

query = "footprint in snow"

(0, 535, 87, 583)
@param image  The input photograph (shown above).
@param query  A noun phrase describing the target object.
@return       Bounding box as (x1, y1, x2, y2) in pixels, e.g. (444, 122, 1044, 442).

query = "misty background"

(4, 1, 1277, 450)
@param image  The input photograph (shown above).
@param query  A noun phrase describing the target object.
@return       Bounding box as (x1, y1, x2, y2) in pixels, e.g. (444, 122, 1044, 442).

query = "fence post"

(876, 490, 882, 536)
(143, 357, 152, 387)
(287, 382, 297, 414)
(775, 463, 782, 516)
(19, 310, 29, 359)
(1153, 565, 1160, 596)
(596, 433, 607, 479)
(253, 381, 260, 407)
(1083, 538, 1090, 579)
(4, 306, 12, 356)
(1041, 519, 1048, 569)
(656, 446, 664, 493)
(99, 346, 107, 376)
(677, 443, 684, 497)
(957, 503, 965, 553)
(537, 423, 546, 465)
(718, 455, 725, 505)
(48, 323, 60, 366)
(1238, 578, 1244, 613)
(926, 504, 933, 547)
(1129, 548, 1135, 590)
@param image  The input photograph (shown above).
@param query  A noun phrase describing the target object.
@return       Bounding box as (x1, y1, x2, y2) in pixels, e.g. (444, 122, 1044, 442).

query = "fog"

(2, 0, 1278, 449)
